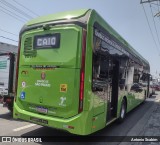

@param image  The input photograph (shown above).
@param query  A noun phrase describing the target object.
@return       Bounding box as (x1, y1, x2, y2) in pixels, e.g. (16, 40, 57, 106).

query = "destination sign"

(34, 33, 60, 49)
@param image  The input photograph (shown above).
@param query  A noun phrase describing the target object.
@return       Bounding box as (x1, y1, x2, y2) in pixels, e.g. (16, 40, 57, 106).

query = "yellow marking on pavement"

(13, 124, 36, 132)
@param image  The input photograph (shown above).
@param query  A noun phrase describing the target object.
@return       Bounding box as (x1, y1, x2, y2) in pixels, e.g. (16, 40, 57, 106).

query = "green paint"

(14, 9, 149, 135)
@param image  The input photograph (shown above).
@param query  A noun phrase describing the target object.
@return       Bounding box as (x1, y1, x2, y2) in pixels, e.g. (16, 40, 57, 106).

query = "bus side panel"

(92, 113, 106, 133)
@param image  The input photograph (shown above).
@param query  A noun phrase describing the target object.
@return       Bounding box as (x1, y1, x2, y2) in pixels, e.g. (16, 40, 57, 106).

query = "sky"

(0, 0, 160, 76)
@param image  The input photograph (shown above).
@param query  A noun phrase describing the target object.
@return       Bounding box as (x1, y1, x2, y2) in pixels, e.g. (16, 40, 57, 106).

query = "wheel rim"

(121, 104, 125, 118)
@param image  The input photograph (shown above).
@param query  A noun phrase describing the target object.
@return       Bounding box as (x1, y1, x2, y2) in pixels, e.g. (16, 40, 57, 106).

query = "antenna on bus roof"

(43, 24, 51, 30)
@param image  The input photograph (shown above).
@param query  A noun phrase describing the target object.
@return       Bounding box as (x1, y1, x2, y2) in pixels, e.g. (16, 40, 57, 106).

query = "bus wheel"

(118, 99, 126, 122)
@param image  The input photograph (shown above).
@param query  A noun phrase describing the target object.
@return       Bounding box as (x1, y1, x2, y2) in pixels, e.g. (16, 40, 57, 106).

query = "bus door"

(106, 59, 119, 122)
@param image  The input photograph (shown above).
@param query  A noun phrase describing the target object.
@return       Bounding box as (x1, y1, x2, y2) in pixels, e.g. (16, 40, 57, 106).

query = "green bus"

(14, 9, 150, 135)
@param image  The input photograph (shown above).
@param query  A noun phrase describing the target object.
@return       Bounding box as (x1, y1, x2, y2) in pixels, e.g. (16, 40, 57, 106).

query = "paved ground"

(0, 92, 160, 145)
(120, 92, 160, 145)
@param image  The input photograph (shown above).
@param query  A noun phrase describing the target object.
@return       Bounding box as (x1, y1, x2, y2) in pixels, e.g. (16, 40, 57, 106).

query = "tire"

(7, 103, 13, 112)
(118, 99, 126, 122)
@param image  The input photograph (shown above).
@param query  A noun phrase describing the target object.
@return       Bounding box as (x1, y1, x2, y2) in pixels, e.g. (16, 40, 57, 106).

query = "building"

(0, 42, 18, 54)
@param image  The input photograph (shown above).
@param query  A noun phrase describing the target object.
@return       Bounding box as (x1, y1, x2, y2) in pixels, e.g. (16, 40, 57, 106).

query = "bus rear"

(13, 21, 90, 135)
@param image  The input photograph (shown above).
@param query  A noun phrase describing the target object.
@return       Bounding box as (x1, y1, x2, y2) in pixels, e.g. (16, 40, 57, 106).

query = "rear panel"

(16, 25, 82, 118)
(0, 53, 14, 96)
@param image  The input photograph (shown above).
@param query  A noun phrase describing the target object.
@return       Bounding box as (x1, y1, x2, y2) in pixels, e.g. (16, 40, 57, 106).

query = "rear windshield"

(20, 25, 82, 68)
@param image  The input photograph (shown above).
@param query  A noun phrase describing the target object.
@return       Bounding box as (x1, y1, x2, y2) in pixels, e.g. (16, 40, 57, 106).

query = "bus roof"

(26, 9, 89, 26)
(24, 9, 149, 69)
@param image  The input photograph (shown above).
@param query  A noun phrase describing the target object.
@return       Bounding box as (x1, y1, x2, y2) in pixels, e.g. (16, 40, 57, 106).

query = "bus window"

(119, 59, 128, 90)
(92, 53, 108, 92)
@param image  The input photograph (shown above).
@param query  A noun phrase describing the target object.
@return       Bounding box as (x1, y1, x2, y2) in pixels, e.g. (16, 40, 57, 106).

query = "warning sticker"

(22, 81, 26, 88)
(60, 84, 67, 92)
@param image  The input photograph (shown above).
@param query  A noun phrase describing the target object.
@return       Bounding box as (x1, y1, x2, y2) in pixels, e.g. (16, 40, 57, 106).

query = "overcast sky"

(0, 0, 160, 76)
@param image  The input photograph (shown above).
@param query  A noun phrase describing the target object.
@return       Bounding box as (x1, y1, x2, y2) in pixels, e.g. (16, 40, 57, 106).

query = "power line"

(141, 3, 160, 54)
(0, 8, 26, 23)
(0, 28, 18, 36)
(141, 0, 160, 4)
(154, 1, 160, 17)
(158, 0, 160, 18)
(150, 4, 160, 48)
(0, 36, 18, 42)
(0, 5, 28, 22)
(12, 0, 39, 17)
(150, 2, 160, 6)
(0, 0, 33, 19)
(1, 0, 33, 19)
(150, 3, 159, 12)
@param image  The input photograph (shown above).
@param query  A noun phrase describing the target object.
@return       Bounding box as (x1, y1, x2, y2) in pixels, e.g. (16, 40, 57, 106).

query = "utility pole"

(140, 0, 160, 17)
(140, 0, 160, 4)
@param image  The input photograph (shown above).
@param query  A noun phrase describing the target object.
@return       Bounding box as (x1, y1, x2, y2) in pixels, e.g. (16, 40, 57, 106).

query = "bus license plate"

(36, 106, 48, 113)
(30, 117, 48, 124)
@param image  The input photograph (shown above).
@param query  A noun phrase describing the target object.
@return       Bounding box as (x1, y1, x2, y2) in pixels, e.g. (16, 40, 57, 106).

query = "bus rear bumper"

(13, 102, 92, 135)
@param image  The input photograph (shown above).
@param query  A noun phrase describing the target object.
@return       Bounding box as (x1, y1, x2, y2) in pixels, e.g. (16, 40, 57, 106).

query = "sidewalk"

(120, 92, 160, 145)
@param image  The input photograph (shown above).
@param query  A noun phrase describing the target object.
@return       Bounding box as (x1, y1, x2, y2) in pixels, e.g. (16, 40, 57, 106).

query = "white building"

(0, 42, 18, 54)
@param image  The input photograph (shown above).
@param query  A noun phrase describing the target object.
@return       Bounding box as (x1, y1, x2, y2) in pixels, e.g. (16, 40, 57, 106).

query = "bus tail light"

(63, 125, 75, 129)
(78, 29, 86, 113)
(15, 39, 21, 102)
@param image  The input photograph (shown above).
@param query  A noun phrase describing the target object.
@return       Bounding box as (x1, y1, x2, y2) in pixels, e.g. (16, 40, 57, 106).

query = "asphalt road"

(0, 95, 157, 145)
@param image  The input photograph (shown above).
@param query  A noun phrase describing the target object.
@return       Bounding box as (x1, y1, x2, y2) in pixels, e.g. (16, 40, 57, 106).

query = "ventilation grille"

(24, 37, 37, 57)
